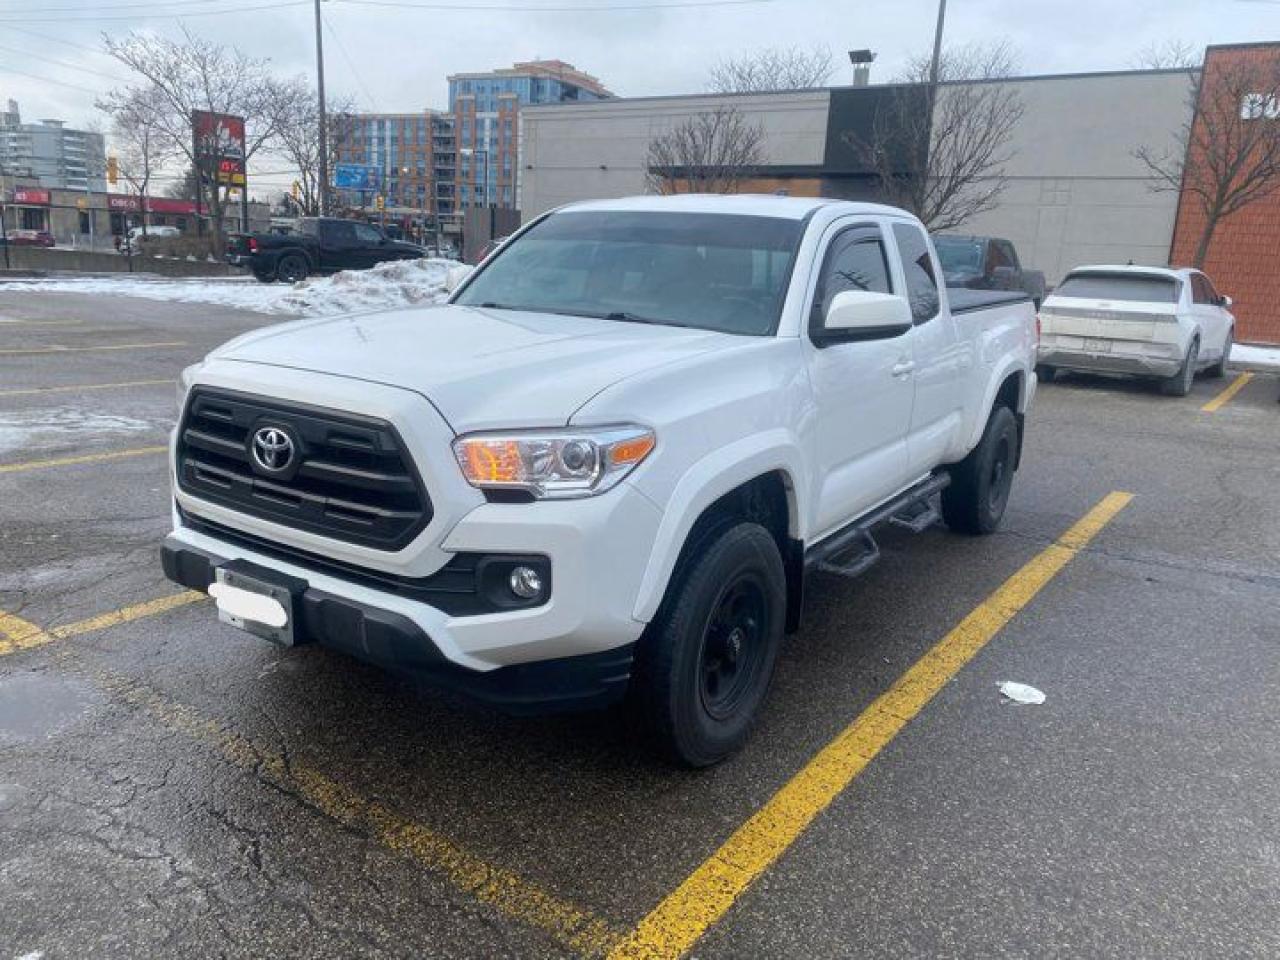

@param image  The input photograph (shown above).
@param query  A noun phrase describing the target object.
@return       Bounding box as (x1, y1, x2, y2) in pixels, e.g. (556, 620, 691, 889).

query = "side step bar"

(805, 473, 950, 579)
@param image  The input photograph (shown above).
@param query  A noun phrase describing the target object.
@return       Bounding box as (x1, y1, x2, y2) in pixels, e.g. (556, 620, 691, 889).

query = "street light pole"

(928, 0, 947, 89)
(313, 0, 330, 216)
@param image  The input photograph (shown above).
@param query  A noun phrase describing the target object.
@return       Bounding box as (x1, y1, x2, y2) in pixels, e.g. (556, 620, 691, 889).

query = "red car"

(9, 229, 55, 247)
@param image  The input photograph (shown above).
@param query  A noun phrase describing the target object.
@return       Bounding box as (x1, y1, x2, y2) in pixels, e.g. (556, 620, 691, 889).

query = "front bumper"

(162, 536, 635, 714)
(1039, 339, 1183, 377)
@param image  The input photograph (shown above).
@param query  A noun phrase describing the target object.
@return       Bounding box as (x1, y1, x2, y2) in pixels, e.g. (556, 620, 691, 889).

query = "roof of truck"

(558, 194, 911, 221)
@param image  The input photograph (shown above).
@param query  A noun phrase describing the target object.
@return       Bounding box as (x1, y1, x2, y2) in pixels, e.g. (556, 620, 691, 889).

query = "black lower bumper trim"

(161, 537, 632, 714)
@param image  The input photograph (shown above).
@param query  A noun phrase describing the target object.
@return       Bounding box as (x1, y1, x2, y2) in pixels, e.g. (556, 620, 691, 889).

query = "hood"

(210, 303, 736, 433)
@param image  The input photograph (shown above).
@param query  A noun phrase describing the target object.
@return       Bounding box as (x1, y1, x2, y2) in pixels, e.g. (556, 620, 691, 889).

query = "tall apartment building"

(448, 60, 611, 210)
(332, 110, 456, 225)
(0, 99, 106, 192)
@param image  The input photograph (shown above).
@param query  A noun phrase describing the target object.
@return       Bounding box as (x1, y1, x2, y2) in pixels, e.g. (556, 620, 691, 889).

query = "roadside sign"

(192, 110, 247, 187)
(334, 163, 379, 191)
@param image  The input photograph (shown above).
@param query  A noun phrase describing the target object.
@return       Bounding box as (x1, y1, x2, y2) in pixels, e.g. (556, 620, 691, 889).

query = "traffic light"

(106, 155, 118, 185)
(375, 194, 385, 211)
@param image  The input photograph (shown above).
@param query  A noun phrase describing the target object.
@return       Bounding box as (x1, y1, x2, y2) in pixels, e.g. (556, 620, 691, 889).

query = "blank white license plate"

(211, 566, 297, 646)
(1084, 338, 1113, 353)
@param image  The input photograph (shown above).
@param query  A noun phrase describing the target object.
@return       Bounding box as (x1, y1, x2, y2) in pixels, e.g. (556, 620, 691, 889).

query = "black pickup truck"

(934, 234, 1047, 308)
(226, 217, 426, 283)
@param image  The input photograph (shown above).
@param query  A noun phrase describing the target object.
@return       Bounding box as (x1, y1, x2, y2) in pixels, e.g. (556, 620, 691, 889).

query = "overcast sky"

(2, 0, 1278, 189)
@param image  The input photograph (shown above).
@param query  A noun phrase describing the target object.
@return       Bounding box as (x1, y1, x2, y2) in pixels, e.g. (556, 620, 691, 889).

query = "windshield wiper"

(476, 301, 524, 311)
(600, 311, 693, 328)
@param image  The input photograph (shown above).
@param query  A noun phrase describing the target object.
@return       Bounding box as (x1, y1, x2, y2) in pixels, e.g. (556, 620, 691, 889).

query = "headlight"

(177, 362, 202, 410)
(453, 425, 655, 499)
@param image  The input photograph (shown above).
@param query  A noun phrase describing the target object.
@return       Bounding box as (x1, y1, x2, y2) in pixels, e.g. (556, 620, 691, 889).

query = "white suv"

(1037, 265, 1235, 395)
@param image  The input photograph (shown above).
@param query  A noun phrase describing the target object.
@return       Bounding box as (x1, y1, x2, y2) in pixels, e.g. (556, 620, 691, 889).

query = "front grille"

(176, 388, 432, 550)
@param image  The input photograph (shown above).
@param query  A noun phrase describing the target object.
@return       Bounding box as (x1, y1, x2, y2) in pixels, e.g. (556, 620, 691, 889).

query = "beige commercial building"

(520, 68, 1195, 285)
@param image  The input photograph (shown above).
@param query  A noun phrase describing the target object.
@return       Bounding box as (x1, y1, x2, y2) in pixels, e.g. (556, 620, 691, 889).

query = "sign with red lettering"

(192, 110, 247, 187)
(13, 188, 50, 205)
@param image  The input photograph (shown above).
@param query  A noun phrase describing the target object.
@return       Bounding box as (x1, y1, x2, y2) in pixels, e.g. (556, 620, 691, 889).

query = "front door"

(803, 220, 916, 539)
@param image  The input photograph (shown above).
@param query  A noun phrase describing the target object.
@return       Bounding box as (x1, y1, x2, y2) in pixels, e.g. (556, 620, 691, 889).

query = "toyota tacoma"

(163, 195, 1037, 766)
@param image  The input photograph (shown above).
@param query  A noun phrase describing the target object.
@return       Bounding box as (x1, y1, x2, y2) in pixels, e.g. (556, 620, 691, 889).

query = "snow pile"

(0, 408, 161, 456)
(0, 257, 459, 317)
(1231, 342, 1280, 370)
(275, 257, 454, 315)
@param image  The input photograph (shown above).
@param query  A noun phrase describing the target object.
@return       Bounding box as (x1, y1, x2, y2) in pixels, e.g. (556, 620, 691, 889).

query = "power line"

(0, 64, 102, 95)
(0, 0, 222, 11)
(0, 0, 308, 23)
(6, 25, 120, 61)
(336, 0, 777, 8)
(0, 43, 130, 84)
(323, 11, 380, 111)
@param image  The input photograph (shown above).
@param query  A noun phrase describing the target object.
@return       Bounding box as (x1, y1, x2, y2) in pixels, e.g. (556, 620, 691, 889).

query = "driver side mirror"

(816, 290, 913, 344)
(444, 264, 473, 294)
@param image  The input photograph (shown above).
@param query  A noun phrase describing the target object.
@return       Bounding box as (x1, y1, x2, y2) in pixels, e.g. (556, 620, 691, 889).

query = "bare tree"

(98, 85, 176, 237)
(1136, 53, 1280, 267)
(101, 27, 301, 245)
(273, 90, 357, 216)
(708, 45, 834, 93)
(845, 41, 1025, 232)
(1132, 40, 1201, 71)
(645, 107, 766, 195)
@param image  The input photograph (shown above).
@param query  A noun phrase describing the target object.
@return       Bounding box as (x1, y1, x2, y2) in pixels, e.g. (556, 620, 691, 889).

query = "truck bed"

(947, 288, 1033, 314)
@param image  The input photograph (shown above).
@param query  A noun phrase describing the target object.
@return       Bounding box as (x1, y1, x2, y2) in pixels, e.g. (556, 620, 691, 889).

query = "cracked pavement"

(1, 291, 1278, 958)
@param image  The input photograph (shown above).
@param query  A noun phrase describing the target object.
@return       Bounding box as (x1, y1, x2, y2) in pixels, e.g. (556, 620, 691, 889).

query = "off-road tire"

(1035, 364, 1056, 384)
(942, 405, 1019, 535)
(632, 522, 785, 767)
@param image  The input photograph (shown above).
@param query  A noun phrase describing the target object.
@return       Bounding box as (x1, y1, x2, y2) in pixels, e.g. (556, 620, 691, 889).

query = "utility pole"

(313, 0, 330, 216)
(928, 0, 947, 90)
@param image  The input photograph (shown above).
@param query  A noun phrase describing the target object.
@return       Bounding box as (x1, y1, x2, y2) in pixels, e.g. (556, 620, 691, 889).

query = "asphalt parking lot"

(1, 290, 1277, 959)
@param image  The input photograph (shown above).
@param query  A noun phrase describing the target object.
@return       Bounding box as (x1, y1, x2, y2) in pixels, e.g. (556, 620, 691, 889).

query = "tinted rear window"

(1054, 273, 1179, 303)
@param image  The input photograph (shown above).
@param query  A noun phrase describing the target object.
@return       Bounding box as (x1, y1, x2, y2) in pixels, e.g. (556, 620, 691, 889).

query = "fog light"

(509, 565, 543, 599)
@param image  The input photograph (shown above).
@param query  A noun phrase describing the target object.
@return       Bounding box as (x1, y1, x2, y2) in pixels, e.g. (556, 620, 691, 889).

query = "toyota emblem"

(251, 426, 295, 473)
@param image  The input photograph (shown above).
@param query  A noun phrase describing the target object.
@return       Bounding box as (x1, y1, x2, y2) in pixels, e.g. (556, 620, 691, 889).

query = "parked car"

(1037, 265, 1235, 396)
(8, 229, 55, 247)
(935, 234, 1047, 308)
(472, 235, 509, 264)
(225, 216, 426, 283)
(127, 225, 181, 243)
(163, 195, 1037, 766)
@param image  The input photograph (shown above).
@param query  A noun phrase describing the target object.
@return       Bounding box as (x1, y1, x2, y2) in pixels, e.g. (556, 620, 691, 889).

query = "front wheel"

(942, 404, 1019, 535)
(1035, 363, 1056, 384)
(632, 522, 786, 767)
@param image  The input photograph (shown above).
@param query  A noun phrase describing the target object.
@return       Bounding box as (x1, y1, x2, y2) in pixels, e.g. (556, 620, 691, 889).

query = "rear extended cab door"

(800, 216, 916, 538)
(317, 219, 360, 272)
(887, 221, 969, 478)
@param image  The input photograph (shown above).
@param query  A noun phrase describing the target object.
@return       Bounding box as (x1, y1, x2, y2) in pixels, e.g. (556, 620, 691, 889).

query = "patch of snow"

(15, 951, 43, 960)
(0, 257, 458, 318)
(998, 681, 1046, 705)
(1232, 342, 1280, 369)
(0, 408, 161, 456)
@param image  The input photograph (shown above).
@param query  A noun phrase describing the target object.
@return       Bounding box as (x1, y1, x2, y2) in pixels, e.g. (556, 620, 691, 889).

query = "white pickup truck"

(162, 195, 1037, 766)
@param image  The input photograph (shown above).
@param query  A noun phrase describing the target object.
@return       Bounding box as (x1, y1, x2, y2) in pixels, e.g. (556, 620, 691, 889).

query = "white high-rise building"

(0, 99, 106, 192)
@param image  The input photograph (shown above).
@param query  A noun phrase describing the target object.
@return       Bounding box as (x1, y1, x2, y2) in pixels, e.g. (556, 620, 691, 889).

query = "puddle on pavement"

(0, 673, 101, 743)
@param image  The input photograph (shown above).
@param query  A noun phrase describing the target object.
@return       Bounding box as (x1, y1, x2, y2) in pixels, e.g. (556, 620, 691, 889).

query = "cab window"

(809, 224, 893, 333)
(892, 223, 940, 324)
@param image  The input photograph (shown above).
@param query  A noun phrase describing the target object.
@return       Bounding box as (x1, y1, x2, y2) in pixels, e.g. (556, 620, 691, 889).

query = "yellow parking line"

(0, 608, 52, 655)
(0, 319, 82, 327)
(608, 491, 1134, 960)
(0, 378, 174, 397)
(0, 445, 167, 474)
(0, 341, 187, 356)
(1201, 372, 1253, 412)
(0, 591, 205, 657)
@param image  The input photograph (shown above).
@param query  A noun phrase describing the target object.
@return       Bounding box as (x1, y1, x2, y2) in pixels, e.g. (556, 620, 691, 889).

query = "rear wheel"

(1206, 328, 1232, 379)
(251, 264, 276, 283)
(276, 253, 309, 284)
(1035, 364, 1056, 384)
(632, 522, 785, 767)
(1161, 338, 1199, 396)
(942, 405, 1019, 535)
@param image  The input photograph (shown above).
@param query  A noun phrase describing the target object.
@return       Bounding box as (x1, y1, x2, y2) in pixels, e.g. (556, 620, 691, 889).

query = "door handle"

(891, 360, 916, 378)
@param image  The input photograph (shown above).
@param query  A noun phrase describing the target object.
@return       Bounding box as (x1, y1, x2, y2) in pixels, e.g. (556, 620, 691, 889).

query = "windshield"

(934, 237, 984, 274)
(454, 210, 805, 335)
(1054, 272, 1179, 303)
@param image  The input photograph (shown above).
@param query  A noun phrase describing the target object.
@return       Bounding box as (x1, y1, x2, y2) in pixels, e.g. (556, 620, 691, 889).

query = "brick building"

(1169, 43, 1280, 344)
(332, 110, 457, 228)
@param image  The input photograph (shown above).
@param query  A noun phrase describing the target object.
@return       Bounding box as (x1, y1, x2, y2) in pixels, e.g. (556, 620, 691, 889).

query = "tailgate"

(1040, 303, 1176, 343)
(225, 234, 253, 257)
